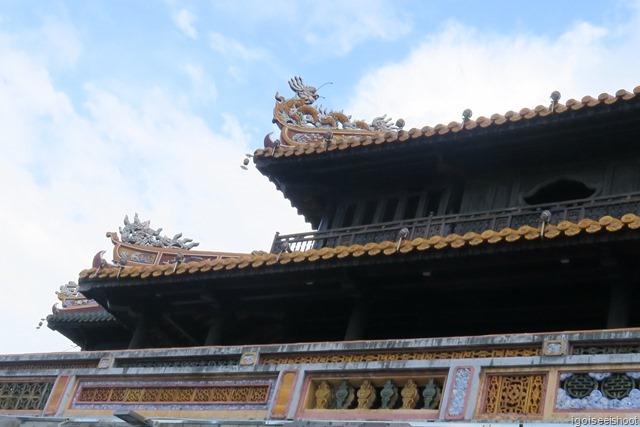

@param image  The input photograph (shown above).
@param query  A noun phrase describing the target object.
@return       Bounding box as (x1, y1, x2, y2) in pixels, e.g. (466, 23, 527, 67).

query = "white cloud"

(174, 8, 198, 39)
(209, 32, 266, 61)
(81, 84, 307, 252)
(346, 17, 640, 130)
(0, 41, 117, 354)
(0, 37, 307, 355)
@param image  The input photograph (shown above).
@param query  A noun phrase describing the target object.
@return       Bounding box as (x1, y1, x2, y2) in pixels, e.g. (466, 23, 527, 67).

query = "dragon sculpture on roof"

(269, 76, 405, 147)
(119, 213, 199, 250)
(104, 214, 246, 267)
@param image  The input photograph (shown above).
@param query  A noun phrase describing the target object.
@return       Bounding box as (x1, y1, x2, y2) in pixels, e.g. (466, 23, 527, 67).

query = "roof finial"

(462, 109, 473, 122)
(549, 91, 561, 113)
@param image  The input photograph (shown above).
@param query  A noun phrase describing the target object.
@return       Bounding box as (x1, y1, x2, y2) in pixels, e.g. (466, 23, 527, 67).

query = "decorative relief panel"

(262, 347, 540, 365)
(572, 344, 640, 355)
(115, 357, 237, 368)
(0, 361, 99, 371)
(480, 373, 545, 417)
(72, 379, 274, 410)
(0, 380, 55, 411)
(556, 371, 640, 410)
(305, 374, 445, 413)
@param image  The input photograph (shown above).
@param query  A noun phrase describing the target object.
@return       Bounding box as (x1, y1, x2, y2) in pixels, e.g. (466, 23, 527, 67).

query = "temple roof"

(254, 81, 640, 160)
(67, 81, 640, 288)
(48, 80, 640, 348)
(254, 79, 640, 227)
(78, 212, 640, 282)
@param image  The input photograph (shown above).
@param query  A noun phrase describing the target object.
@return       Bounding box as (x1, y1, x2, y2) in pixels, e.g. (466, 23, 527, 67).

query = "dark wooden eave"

(78, 228, 640, 349)
(46, 310, 131, 351)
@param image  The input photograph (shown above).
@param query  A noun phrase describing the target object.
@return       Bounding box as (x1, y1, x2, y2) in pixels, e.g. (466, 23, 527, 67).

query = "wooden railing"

(271, 193, 640, 253)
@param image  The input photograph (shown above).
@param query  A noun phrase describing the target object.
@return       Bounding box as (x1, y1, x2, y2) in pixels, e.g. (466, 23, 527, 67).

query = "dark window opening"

(341, 203, 357, 227)
(424, 190, 443, 216)
(524, 179, 596, 205)
(361, 200, 378, 225)
(402, 196, 420, 220)
(445, 186, 463, 215)
(321, 205, 337, 230)
(382, 198, 399, 222)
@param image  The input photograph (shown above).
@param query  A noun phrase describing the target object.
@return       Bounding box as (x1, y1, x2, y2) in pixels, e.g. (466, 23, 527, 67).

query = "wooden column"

(344, 298, 367, 341)
(607, 278, 631, 329)
(205, 316, 225, 346)
(128, 314, 152, 349)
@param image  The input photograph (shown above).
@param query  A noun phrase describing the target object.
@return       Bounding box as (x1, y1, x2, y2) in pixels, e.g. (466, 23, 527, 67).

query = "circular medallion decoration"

(601, 374, 634, 399)
(564, 374, 597, 398)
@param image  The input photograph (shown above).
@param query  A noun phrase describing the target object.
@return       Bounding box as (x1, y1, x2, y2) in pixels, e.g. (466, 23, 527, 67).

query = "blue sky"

(1, 0, 640, 354)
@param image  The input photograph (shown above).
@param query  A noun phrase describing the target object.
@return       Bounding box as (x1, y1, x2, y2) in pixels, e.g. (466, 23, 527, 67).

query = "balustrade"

(272, 193, 640, 253)
(307, 375, 445, 411)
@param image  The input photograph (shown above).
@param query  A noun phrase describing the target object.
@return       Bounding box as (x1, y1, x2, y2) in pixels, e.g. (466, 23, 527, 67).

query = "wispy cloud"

(182, 63, 217, 102)
(208, 0, 411, 57)
(209, 32, 266, 61)
(302, 0, 412, 56)
(174, 8, 198, 39)
(2, 18, 82, 69)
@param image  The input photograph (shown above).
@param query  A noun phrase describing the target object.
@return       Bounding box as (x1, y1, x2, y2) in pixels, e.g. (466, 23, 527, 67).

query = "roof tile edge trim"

(79, 213, 640, 280)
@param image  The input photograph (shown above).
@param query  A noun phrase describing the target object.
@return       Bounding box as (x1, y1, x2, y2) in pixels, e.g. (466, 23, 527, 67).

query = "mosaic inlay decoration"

(481, 373, 545, 416)
(556, 372, 640, 410)
(0, 380, 55, 411)
(542, 340, 566, 356)
(72, 379, 274, 410)
(446, 367, 472, 418)
(262, 347, 540, 365)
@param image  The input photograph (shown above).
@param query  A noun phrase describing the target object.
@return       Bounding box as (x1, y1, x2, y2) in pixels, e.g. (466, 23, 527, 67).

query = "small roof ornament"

(57, 281, 80, 298)
(550, 91, 561, 112)
(462, 109, 473, 122)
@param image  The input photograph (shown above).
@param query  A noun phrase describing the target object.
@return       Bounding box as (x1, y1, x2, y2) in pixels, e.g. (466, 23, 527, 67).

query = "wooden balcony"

(271, 192, 640, 253)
